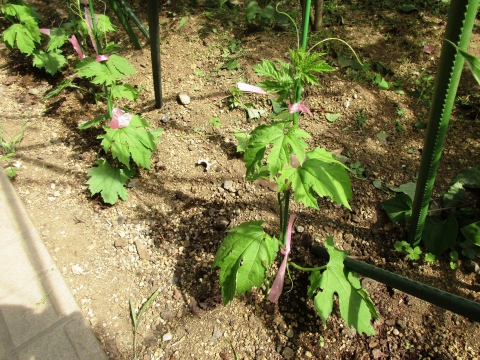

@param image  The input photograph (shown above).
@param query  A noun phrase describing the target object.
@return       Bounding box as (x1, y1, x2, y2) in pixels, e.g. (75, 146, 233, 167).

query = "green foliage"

(98, 116, 160, 170)
(212, 221, 280, 305)
(307, 237, 377, 335)
(87, 159, 136, 205)
(277, 148, 352, 210)
(382, 165, 480, 263)
(74, 54, 136, 86)
(394, 240, 422, 260)
(1, 153, 18, 179)
(32, 49, 68, 75)
(1, 0, 41, 55)
(244, 121, 310, 180)
(253, 49, 334, 102)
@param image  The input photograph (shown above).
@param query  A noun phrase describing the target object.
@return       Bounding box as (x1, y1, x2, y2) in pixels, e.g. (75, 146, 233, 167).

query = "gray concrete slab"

(0, 168, 107, 360)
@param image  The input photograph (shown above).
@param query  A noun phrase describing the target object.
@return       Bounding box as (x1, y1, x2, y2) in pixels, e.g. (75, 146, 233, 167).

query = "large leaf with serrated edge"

(380, 193, 412, 225)
(244, 121, 310, 180)
(87, 159, 136, 204)
(307, 237, 377, 335)
(212, 221, 279, 305)
(277, 147, 351, 210)
(99, 115, 157, 169)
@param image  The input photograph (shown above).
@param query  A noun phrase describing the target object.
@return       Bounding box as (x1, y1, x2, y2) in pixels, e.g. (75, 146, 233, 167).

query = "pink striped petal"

(69, 35, 85, 59)
(39, 28, 50, 36)
(288, 101, 313, 116)
(237, 82, 267, 95)
(269, 214, 296, 303)
(96, 54, 110, 62)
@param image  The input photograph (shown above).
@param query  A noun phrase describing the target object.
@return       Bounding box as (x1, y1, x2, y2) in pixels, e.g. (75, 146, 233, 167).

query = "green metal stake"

(312, 245, 480, 322)
(408, 0, 478, 245)
(147, 0, 162, 109)
(108, 0, 141, 49)
(114, 0, 150, 41)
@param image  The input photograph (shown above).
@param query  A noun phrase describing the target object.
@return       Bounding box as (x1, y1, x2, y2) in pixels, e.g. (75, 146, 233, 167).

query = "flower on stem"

(109, 108, 133, 129)
(84, 7, 98, 54)
(237, 82, 279, 98)
(269, 214, 296, 303)
(39, 28, 50, 36)
(287, 100, 313, 117)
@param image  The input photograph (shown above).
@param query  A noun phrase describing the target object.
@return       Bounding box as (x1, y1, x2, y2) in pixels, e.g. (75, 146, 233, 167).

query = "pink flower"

(109, 108, 133, 129)
(269, 214, 296, 303)
(237, 82, 267, 95)
(39, 28, 50, 35)
(287, 100, 313, 116)
(69, 35, 86, 59)
(96, 54, 109, 62)
(84, 7, 98, 54)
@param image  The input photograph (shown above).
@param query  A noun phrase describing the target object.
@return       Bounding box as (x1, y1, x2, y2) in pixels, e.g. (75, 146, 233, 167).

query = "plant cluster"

(1, 0, 162, 204)
(213, 13, 378, 334)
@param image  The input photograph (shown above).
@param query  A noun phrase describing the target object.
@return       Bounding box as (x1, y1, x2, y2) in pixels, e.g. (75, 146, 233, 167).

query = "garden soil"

(1, 1, 480, 359)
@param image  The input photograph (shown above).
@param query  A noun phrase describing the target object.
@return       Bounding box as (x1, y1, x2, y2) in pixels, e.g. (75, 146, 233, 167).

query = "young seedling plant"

(212, 7, 377, 335)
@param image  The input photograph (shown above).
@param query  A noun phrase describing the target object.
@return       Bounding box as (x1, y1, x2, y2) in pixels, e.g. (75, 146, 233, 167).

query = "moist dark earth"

(1, 0, 480, 359)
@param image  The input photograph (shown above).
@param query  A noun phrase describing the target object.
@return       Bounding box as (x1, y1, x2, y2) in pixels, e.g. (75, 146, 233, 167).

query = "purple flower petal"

(269, 214, 296, 303)
(109, 108, 133, 129)
(288, 101, 313, 116)
(69, 35, 85, 59)
(39, 28, 50, 36)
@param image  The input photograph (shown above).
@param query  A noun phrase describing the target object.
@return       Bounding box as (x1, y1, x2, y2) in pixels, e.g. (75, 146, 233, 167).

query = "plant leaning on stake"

(212, 10, 377, 335)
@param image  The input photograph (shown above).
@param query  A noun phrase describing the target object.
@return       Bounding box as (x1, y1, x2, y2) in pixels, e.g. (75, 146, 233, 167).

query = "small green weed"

(349, 160, 365, 177)
(394, 240, 422, 260)
(209, 117, 221, 128)
(130, 288, 160, 360)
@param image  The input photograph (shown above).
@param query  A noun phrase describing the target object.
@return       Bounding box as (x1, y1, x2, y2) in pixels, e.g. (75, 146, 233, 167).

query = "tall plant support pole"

(146, 0, 163, 109)
(408, 0, 478, 245)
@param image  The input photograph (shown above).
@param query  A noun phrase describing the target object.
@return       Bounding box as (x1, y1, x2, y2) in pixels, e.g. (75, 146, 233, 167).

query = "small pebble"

(282, 346, 294, 360)
(177, 92, 190, 105)
(296, 225, 304, 233)
(286, 328, 294, 338)
(162, 332, 173, 342)
(223, 180, 233, 190)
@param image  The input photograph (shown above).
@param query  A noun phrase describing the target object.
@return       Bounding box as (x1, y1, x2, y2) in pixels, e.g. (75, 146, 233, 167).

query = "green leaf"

(376, 131, 388, 145)
(78, 113, 107, 130)
(446, 40, 480, 86)
(389, 182, 416, 200)
(235, 132, 249, 152)
(460, 221, 480, 246)
(176, 16, 188, 31)
(246, 107, 264, 119)
(45, 27, 68, 51)
(443, 182, 466, 208)
(3, 22, 37, 54)
(212, 221, 279, 305)
(408, 246, 422, 260)
(372, 180, 383, 189)
(99, 115, 157, 169)
(43, 79, 76, 100)
(95, 14, 116, 34)
(308, 237, 377, 335)
(86, 159, 136, 204)
(244, 121, 310, 180)
(32, 49, 67, 75)
(74, 54, 136, 86)
(112, 84, 139, 101)
(221, 59, 238, 70)
(325, 113, 341, 122)
(277, 148, 352, 210)
(380, 193, 412, 225)
(400, 4, 418, 12)
(394, 240, 411, 252)
(425, 253, 437, 264)
(454, 165, 480, 188)
(422, 214, 458, 256)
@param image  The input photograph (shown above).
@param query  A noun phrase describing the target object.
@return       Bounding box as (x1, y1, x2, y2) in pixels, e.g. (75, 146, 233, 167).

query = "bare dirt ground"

(1, 0, 480, 359)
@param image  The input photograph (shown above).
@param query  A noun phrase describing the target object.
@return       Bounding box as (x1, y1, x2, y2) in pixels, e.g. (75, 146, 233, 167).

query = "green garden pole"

(408, 0, 478, 245)
(146, 0, 162, 108)
(312, 245, 480, 322)
(114, 0, 150, 41)
(108, 0, 141, 49)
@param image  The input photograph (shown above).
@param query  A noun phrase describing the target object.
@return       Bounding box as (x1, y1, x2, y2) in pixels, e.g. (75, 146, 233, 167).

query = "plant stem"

(289, 262, 326, 272)
(282, 190, 290, 247)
